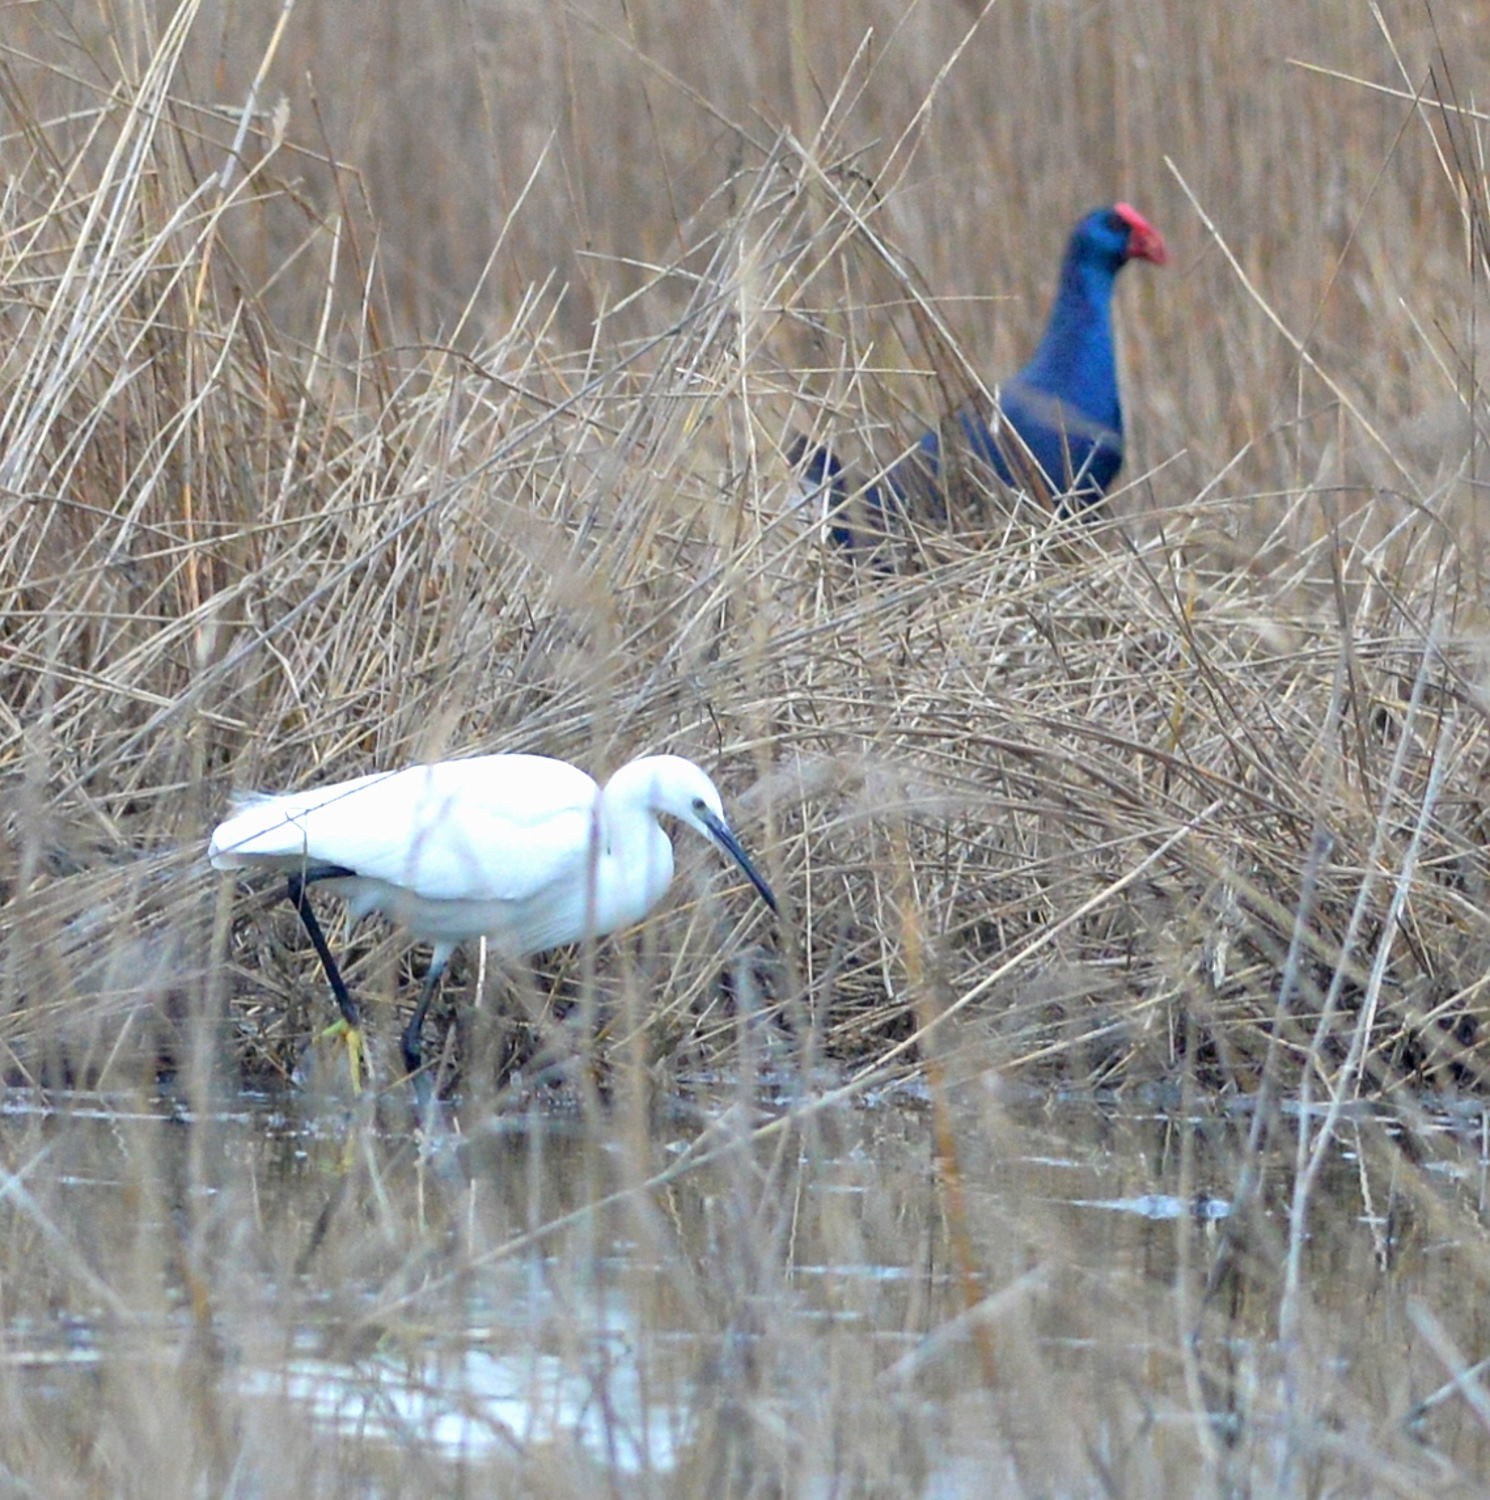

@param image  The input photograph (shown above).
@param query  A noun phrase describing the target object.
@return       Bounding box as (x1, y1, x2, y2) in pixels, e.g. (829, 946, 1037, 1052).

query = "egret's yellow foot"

(319, 1017, 365, 1093)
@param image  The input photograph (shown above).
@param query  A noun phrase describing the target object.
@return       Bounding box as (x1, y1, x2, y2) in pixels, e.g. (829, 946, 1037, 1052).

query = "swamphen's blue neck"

(1015, 233, 1124, 435)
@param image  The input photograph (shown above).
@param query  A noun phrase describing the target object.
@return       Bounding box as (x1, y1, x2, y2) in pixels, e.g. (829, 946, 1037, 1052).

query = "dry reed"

(2, 0, 1487, 1107)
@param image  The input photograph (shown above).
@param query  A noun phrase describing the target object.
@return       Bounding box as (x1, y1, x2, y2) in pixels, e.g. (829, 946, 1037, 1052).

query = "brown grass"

(3, 0, 1489, 1103)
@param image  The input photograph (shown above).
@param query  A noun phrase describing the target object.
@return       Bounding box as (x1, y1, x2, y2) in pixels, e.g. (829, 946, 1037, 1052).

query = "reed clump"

(0, 0, 1487, 1109)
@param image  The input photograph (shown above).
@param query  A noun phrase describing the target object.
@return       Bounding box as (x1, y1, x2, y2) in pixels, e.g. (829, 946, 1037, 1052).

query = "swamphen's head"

(1071, 203, 1169, 274)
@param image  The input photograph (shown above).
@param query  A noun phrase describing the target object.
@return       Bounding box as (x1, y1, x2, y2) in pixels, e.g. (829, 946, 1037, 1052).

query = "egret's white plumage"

(209, 753, 777, 1085)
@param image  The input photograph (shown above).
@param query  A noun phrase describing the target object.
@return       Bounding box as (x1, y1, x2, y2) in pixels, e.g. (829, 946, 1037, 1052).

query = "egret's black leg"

(285, 872, 361, 1029)
(285, 868, 364, 1089)
(401, 953, 450, 1080)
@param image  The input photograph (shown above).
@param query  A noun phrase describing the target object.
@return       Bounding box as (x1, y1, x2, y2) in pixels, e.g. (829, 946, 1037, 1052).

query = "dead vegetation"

(2, 0, 1489, 1105)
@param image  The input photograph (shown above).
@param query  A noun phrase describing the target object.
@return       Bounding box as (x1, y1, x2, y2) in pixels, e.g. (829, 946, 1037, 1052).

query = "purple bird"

(793, 203, 1168, 540)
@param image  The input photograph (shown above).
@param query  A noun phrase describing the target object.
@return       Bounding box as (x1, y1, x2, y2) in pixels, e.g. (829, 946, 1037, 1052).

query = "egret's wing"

(210, 755, 600, 904)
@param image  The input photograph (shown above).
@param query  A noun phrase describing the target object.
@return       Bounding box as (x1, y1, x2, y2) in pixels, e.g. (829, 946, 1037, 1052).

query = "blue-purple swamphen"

(793, 202, 1168, 541)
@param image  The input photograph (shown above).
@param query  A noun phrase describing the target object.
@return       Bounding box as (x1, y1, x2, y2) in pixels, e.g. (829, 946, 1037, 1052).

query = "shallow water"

(0, 1081, 1485, 1495)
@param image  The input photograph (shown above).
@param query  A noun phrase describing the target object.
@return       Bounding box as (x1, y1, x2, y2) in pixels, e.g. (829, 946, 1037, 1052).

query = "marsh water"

(0, 1079, 1486, 1495)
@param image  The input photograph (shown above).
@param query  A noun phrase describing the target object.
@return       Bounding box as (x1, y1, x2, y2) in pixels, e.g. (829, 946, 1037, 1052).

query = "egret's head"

(628, 756, 778, 915)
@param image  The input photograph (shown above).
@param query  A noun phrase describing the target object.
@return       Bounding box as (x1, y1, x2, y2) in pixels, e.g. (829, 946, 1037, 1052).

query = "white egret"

(208, 753, 778, 1088)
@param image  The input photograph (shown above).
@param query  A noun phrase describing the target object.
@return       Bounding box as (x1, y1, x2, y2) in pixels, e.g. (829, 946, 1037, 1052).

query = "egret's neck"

(592, 769, 677, 935)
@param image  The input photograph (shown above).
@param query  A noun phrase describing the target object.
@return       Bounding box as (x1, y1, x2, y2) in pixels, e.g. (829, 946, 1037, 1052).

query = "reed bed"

(2, 0, 1487, 1104)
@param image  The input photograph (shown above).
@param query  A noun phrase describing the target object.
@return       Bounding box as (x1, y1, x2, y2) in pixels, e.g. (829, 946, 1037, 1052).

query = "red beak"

(1114, 202, 1168, 265)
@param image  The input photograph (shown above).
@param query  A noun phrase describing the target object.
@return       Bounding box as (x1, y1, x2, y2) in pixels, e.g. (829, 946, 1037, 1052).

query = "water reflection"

(0, 1084, 1484, 1493)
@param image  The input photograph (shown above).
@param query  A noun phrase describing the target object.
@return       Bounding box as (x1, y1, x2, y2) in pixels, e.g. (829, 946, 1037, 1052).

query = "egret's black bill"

(700, 810, 779, 914)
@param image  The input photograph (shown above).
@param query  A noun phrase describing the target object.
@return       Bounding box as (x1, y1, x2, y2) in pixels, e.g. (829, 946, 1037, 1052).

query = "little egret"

(208, 753, 778, 1088)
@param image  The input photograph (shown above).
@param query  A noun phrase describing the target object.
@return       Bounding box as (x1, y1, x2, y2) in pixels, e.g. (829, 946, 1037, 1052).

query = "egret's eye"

(692, 797, 707, 814)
